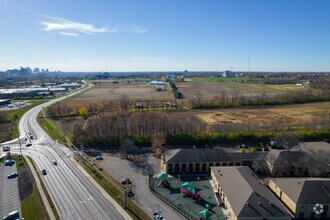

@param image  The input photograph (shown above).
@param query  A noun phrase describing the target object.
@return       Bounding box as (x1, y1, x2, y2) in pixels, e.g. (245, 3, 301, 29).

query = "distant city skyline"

(1, 0, 330, 72)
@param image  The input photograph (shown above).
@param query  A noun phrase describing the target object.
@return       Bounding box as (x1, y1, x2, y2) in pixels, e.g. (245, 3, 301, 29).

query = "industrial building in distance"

(0, 83, 81, 99)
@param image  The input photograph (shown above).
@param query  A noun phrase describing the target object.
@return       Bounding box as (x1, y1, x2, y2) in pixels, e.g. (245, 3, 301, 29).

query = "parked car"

(181, 189, 201, 201)
(95, 156, 103, 160)
(25, 143, 32, 147)
(7, 172, 18, 179)
(126, 189, 135, 197)
(4, 160, 15, 166)
(3, 146, 10, 152)
(120, 178, 131, 185)
(52, 160, 57, 165)
(2, 210, 20, 220)
(41, 169, 47, 175)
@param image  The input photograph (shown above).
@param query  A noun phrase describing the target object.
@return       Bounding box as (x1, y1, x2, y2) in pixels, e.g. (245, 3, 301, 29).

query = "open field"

(176, 78, 305, 100)
(0, 100, 47, 142)
(76, 80, 172, 101)
(168, 102, 330, 131)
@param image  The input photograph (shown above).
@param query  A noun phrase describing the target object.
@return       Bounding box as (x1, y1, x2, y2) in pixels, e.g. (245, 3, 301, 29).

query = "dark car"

(95, 156, 103, 160)
(4, 159, 15, 166)
(126, 189, 134, 197)
(2, 210, 20, 220)
(25, 143, 32, 147)
(3, 146, 10, 152)
(7, 172, 18, 179)
(41, 169, 47, 175)
(120, 178, 131, 185)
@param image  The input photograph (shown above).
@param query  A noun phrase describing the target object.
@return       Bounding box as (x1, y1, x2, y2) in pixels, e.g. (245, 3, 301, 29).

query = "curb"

(24, 155, 60, 220)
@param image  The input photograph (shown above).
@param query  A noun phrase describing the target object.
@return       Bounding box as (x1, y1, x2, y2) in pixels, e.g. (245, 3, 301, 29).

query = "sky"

(0, 0, 330, 72)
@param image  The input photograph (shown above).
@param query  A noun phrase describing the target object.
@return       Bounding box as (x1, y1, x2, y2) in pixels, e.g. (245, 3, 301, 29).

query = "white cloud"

(130, 26, 147, 34)
(40, 16, 147, 36)
(60, 32, 79, 37)
(41, 17, 116, 35)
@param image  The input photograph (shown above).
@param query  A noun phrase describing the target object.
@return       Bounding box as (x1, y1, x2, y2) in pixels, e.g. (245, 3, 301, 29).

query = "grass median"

(8, 155, 52, 220)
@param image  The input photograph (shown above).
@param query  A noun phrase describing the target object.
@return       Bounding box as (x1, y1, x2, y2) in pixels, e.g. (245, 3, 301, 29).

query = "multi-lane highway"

(1, 84, 131, 220)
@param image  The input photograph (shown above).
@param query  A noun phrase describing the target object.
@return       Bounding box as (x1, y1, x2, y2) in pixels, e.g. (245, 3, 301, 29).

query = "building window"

(175, 163, 180, 172)
(182, 163, 187, 172)
(195, 163, 200, 172)
(229, 162, 234, 166)
(209, 163, 213, 170)
(222, 163, 227, 166)
(311, 212, 316, 218)
(235, 162, 240, 166)
(202, 163, 207, 172)
(215, 163, 220, 166)
(168, 163, 172, 172)
(188, 163, 193, 172)
(299, 212, 304, 218)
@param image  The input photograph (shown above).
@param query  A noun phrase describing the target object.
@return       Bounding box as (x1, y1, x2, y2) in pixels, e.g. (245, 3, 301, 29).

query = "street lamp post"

(18, 136, 22, 158)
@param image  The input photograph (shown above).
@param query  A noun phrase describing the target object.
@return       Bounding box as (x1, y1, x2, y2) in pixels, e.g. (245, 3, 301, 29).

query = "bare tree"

(118, 95, 130, 113)
(273, 133, 301, 151)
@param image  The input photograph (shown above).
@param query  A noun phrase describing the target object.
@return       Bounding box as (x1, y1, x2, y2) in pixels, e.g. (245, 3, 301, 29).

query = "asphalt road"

(99, 154, 186, 220)
(1, 84, 131, 220)
(0, 162, 20, 218)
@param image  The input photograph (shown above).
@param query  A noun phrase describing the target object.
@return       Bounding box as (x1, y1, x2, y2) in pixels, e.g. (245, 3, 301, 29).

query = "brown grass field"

(176, 78, 305, 101)
(77, 80, 173, 101)
(168, 102, 330, 131)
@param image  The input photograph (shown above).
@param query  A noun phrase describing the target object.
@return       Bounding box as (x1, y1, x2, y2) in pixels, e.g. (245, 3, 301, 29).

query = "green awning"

(198, 209, 213, 219)
(180, 182, 196, 194)
(157, 172, 168, 179)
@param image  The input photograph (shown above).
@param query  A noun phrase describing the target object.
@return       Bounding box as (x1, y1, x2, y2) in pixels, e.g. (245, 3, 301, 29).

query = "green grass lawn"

(182, 77, 302, 93)
(12, 155, 28, 170)
(21, 182, 50, 220)
(37, 113, 68, 145)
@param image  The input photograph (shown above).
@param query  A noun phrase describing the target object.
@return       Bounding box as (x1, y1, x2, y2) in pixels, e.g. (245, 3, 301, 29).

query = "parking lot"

(0, 160, 21, 218)
(150, 175, 225, 220)
(0, 101, 29, 111)
(97, 153, 186, 220)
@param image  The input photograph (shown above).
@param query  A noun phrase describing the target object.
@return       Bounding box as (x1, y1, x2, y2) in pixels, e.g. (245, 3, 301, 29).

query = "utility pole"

(248, 53, 251, 72)
(18, 136, 22, 158)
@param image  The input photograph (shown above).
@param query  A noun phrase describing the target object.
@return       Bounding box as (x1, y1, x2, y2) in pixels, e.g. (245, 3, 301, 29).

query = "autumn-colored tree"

(151, 136, 166, 159)
(78, 107, 88, 118)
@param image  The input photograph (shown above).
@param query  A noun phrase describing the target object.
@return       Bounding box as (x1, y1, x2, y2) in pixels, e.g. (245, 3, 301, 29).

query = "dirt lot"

(169, 102, 330, 131)
(75, 80, 173, 101)
(176, 78, 303, 101)
(197, 112, 242, 124)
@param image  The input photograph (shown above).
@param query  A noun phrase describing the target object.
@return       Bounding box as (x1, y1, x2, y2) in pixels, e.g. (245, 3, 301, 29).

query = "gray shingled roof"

(167, 149, 267, 163)
(300, 141, 330, 153)
(265, 150, 318, 168)
(271, 178, 330, 205)
(211, 166, 292, 218)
